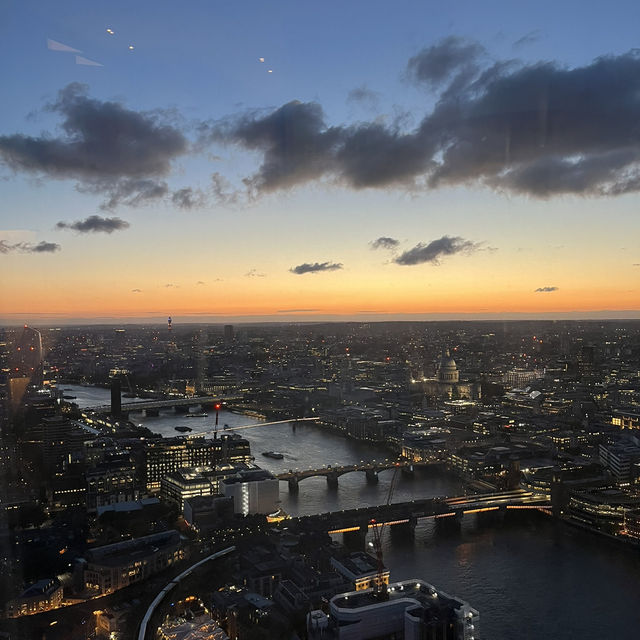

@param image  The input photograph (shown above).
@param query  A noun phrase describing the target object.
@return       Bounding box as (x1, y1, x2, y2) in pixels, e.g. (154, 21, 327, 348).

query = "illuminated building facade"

(144, 434, 252, 492)
(79, 530, 183, 595)
(330, 552, 389, 592)
(86, 459, 139, 513)
(6, 578, 63, 618)
(420, 350, 481, 402)
(308, 579, 478, 640)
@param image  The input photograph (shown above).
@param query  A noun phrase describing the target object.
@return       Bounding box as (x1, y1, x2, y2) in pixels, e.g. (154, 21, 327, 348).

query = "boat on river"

(262, 451, 284, 459)
(175, 426, 193, 433)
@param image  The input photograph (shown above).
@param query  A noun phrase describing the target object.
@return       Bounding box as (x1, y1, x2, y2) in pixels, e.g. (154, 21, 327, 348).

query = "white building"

(220, 468, 279, 515)
(308, 579, 478, 640)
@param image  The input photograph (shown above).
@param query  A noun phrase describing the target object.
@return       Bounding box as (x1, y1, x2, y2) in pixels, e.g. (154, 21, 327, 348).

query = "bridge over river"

(276, 459, 427, 490)
(288, 489, 551, 536)
(84, 395, 243, 415)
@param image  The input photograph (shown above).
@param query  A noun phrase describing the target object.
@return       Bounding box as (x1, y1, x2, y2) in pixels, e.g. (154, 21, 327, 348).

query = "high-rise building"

(0, 328, 9, 427)
(110, 377, 122, 418)
(224, 324, 234, 343)
(86, 458, 139, 513)
(11, 325, 43, 384)
(8, 325, 44, 409)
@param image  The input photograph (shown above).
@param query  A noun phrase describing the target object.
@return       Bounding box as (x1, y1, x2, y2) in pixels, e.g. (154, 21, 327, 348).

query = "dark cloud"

(425, 51, 640, 195)
(131, 288, 142, 293)
(56, 215, 130, 233)
(210, 172, 239, 205)
(289, 261, 343, 274)
(347, 85, 380, 110)
(513, 30, 542, 49)
(210, 101, 430, 192)
(164, 283, 179, 288)
(0, 83, 187, 207)
(78, 178, 169, 210)
(277, 308, 321, 313)
(407, 36, 486, 88)
(337, 123, 429, 188)
(29, 241, 60, 253)
(393, 236, 479, 265)
(0, 240, 61, 254)
(172, 187, 206, 210)
(210, 44, 640, 199)
(207, 101, 342, 193)
(370, 236, 400, 250)
(196, 280, 206, 285)
(534, 286, 559, 292)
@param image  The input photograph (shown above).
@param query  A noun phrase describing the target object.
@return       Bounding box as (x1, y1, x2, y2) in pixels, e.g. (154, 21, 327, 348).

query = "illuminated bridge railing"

(288, 489, 551, 534)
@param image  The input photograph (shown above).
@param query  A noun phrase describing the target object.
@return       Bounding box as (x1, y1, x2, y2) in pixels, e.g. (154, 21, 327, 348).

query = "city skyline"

(2, 1, 640, 323)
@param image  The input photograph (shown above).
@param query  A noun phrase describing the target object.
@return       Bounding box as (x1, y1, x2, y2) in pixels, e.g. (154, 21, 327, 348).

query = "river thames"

(64, 386, 640, 639)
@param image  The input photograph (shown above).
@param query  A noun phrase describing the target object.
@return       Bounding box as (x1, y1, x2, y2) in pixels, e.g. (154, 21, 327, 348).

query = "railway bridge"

(85, 395, 243, 416)
(288, 489, 551, 538)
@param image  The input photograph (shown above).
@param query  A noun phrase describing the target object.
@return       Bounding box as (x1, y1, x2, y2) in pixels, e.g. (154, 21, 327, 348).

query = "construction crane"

(369, 462, 401, 599)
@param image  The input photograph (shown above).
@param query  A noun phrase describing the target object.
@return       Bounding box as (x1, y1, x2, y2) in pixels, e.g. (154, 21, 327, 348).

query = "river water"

(63, 385, 640, 639)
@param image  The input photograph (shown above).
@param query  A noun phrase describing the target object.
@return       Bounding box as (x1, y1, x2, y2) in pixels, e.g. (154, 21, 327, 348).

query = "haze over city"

(2, 0, 640, 323)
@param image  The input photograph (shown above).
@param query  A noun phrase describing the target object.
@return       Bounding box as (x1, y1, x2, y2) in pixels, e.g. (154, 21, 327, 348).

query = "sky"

(1, 0, 639, 324)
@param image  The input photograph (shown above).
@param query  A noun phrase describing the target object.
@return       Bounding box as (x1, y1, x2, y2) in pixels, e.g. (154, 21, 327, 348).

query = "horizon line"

(2, 309, 640, 327)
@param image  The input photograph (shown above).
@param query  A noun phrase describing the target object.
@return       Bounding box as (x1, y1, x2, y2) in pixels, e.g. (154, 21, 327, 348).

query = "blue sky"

(1, 0, 639, 323)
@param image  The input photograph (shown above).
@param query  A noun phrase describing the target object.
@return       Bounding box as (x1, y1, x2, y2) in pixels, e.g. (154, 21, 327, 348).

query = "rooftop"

(331, 579, 470, 615)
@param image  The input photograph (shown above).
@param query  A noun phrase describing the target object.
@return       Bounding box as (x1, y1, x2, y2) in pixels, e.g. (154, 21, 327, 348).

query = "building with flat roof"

(79, 530, 183, 595)
(221, 468, 279, 515)
(308, 579, 478, 640)
(599, 442, 640, 484)
(161, 468, 213, 511)
(330, 552, 389, 592)
(184, 494, 234, 533)
(144, 434, 252, 492)
(86, 458, 139, 513)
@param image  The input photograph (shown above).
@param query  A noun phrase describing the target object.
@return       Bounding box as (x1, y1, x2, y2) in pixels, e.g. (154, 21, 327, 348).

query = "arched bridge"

(276, 459, 420, 490)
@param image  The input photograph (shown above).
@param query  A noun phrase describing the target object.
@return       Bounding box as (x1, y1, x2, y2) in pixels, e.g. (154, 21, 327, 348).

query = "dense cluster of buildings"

(1, 320, 640, 637)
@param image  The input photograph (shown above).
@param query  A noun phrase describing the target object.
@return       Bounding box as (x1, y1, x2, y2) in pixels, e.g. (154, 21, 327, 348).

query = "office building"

(599, 442, 640, 484)
(183, 494, 234, 533)
(86, 459, 139, 513)
(220, 468, 279, 515)
(144, 434, 252, 492)
(161, 468, 213, 511)
(79, 530, 183, 595)
(110, 377, 122, 418)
